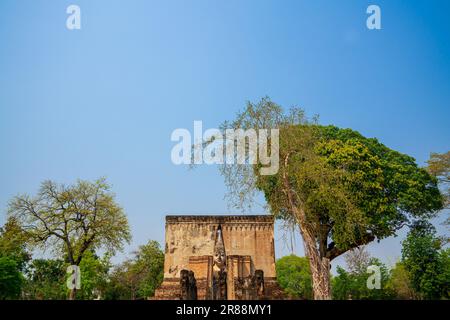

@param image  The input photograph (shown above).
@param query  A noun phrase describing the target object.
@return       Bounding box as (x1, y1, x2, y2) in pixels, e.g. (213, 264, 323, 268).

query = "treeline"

(0, 216, 164, 300)
(276, 221, 449, 300)
(0, 177, 164, 300)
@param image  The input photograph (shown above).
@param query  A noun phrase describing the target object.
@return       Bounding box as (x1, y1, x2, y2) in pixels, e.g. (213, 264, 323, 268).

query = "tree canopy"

(216, 97, 444, 299)
(7, 178, 131, 299)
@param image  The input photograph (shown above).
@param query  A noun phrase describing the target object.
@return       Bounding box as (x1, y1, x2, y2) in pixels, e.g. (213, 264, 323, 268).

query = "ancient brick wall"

(163, 215, 276, 279)
(155, 215, 285, 300)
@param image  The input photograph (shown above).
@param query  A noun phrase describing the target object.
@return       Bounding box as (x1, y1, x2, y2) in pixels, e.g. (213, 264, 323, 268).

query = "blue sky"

(0, 0, 449, 270)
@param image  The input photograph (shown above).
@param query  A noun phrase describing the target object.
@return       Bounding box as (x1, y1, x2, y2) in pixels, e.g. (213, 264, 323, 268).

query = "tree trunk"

(295, 211, 332, 299)
(69, 288, 77, 300)
(308, 253, 331, 300)
(283, 171, 332, 300)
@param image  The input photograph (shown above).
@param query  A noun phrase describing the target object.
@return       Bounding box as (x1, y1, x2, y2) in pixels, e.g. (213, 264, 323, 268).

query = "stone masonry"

(154, 215, 285, 300)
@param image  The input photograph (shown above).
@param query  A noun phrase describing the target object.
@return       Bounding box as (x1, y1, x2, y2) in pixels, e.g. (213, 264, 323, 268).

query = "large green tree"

(214, 98, 444, 299)
(401, 220, 449, 299)
(7, 178, 131, 299)
(0, 217, 30, 299)
(276, 255, 313, 299)
(0, 217, 30, 271)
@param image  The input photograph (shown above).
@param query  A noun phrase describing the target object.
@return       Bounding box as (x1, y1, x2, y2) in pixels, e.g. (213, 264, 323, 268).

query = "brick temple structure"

(154, 215, 285, 300)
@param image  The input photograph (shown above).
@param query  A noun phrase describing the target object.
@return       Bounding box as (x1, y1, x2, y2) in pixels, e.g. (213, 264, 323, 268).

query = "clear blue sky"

(0, 0, 449, 269)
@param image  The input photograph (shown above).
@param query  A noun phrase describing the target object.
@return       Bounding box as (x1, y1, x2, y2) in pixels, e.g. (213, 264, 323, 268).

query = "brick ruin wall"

(163, 215, 276, 279)
(154, 215, 285, 300)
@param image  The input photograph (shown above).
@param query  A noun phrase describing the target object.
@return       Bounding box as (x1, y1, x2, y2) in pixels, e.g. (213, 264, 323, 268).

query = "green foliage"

(104, 240, 164, 300)
(438, 248, 450, 297)
(0, 256, 24, 299)
(385, 262, 417, 299)
(131, 240, 165, 298)
(276, 255, 313, 299)
(23, 259, 66, 300)
(0, 217, 30, 271)
(259, 123, 444, 251)
(401, 220, 449, 299)
(77, 250, 111, 299)
(0, 217, 30, 299)
(22, 253, 112, 300)
(332, 258, 394, 300)
(317, 126, 443, 238)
